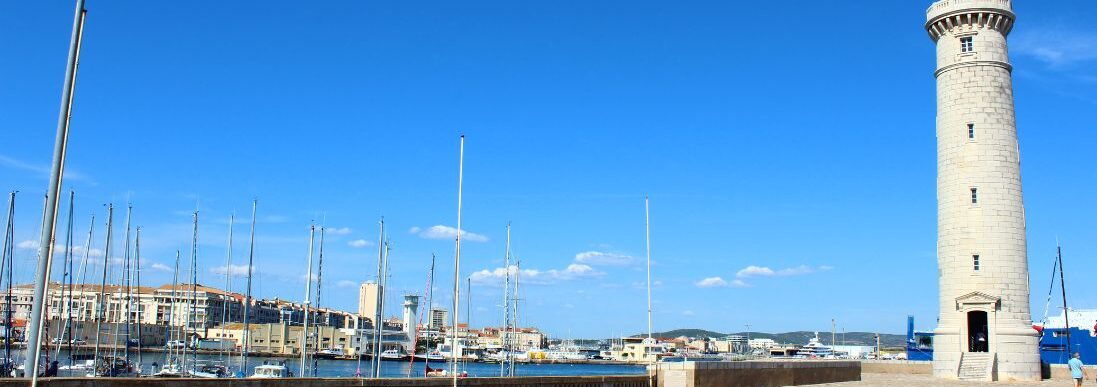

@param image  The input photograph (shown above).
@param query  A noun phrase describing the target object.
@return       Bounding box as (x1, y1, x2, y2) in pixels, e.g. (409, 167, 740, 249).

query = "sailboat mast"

(188, 211, 199, 373)
(93, 204, 113, 371)
(135, 227, 143, 373)
(168, 250, 180, 368)
(375, 241, 391, 376)
(500, 223, 510, 377)
(422, 253, 436, 375)
(240, 200, 257, 375)
(316, 227, 325, 317)
(645, 196, 653, 340)
(372, 218, 384, 378)
(509, 259, 519, 377)
(312, 227, 326, 378)
(450, 134, 465, 386)
(71, 213, 95, 369)
(121, 205, 132, 365)
(299, 225, 316, 377)
(25, 0, 87, 378)
(408, 253, 436, 377)
(1057, 243, 1071, 353)
(55, 191, 75, 364)
(2, 192, 16, 368)
(221, 213, 233, 363)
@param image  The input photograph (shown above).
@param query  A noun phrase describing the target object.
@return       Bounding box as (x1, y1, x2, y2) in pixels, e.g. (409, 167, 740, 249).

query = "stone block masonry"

(926, 0, 1040, 382)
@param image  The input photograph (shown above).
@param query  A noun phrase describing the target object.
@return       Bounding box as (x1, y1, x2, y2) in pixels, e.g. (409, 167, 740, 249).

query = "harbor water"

(19, 349, 646, 378)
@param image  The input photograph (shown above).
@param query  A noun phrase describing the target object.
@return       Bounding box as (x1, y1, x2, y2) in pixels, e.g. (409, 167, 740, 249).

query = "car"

(166, 340, 186, 348)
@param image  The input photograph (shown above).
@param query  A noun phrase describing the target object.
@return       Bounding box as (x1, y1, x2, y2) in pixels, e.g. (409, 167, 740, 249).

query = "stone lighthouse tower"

(926, 0, 1039, 381)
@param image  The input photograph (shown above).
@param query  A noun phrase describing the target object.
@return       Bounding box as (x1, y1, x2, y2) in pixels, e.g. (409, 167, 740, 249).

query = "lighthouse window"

(970, 188, 978, 204)
(968, 123, 975, 139)
(960, 37, 974, 53)
(973, 255, 980, 271)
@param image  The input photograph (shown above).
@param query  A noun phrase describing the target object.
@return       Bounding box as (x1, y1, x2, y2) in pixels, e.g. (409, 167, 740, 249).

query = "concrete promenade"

(820, 373, 1053, 386)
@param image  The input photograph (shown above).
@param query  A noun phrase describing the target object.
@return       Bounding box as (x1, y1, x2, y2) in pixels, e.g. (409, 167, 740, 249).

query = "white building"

(749, 338, 778, 350)
(926, 0, 1039, 381)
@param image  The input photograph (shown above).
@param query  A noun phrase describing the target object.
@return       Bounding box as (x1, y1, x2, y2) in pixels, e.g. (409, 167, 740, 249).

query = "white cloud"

(413, 225, 488, 242)
(731, 264, 832, 287)
(348, 239, 373, 248)
(16, 240, 103, 257)
(736, 264, 830, 279)
(326, 227, 352, 236)
(149, 263, 172, 272)
(775, 265, 815, 276)
(695, 277, 728, 288)
(562, 263, 595, 276)
(735, 265, 775, 278)
(1014, 29, 1097, 67)
(0, 154, 93, 183)
(470, 263, 600, 286)
(211, 264, 253, 277)
(408, 227, 421, 234)
(336, 280, 357, 288)
(574, 251, 634, 266)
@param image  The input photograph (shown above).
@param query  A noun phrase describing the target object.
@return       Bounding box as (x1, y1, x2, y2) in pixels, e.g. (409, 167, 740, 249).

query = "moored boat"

(249, 363, 290, 378)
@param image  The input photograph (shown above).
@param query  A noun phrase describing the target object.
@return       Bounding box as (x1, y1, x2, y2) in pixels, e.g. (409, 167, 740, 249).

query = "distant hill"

(629, 329, 906, 348)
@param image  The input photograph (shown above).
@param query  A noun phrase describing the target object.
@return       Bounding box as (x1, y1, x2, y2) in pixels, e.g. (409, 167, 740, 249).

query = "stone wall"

(656, 361, 860, 387)
(860, 361, 932, 375)
(0, 376, 651, 387)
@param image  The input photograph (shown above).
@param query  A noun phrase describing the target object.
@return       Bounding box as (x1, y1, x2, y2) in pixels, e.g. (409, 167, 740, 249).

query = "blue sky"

(1, 1, 1095, 339)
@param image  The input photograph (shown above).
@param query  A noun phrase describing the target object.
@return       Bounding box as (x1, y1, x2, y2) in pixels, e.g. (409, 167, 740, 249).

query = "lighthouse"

(926, 0, 1040, 381)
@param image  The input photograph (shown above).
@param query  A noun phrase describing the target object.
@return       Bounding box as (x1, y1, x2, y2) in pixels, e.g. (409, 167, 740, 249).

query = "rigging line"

(1042, 255, 1059, 323)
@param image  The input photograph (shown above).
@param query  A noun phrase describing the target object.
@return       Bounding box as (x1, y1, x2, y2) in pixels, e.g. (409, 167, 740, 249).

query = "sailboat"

(239, 199, 257, 377)
(88, 205, 137, 378)
(407, 253, 440, 377)
(0, 192, 18, 377)
(1033, 242, 1097, 365)
(153, 250, 184, 378)
(61, 211, 97, 374)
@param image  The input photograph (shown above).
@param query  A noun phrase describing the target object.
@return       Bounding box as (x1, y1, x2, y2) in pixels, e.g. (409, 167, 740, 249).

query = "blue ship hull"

(1039, 327, 1097, 365)
(903, 325, 1097, 365)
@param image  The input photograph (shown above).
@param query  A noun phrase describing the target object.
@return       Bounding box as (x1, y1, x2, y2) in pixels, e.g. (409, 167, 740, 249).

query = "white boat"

(543, 343, 588, 361)
(380, 349, 408, 361)
(413, 351, 446, 362)
(191, 362, 229, 378)
(796, 332, 834, 358)
(313, 347, 346, 359)
(85, 356, 137, 378)
(152, 362, 184, 378)
(249, 364, 290, 378)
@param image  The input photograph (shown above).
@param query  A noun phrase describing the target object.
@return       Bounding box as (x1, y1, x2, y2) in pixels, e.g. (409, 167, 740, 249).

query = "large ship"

(905, 312, 1097, 365)
(1035, 309, 1097, 365)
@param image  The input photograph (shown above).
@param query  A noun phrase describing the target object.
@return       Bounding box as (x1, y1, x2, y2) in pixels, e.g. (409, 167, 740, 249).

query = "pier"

(0, 376, 650, 387)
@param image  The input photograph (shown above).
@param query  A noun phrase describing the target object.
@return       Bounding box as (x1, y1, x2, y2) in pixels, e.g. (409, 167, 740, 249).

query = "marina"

(0, 0, 1091, 385)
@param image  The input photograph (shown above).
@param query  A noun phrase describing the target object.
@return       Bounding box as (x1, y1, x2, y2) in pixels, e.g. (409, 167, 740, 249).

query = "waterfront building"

(476, 327, 546, 351)
(429, 308, 448, 331)
(357, 282, 380, 322)
(607, 337, 670, 363)
(209, 322, 350, 355)
(153, 283, 242, 334)
(832, 345, 876, 359)
(46, 319, 167, 347)
(926, 0, 1039, 381)
(748, 338, 778, 350)
(712, 335, 749, 353)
